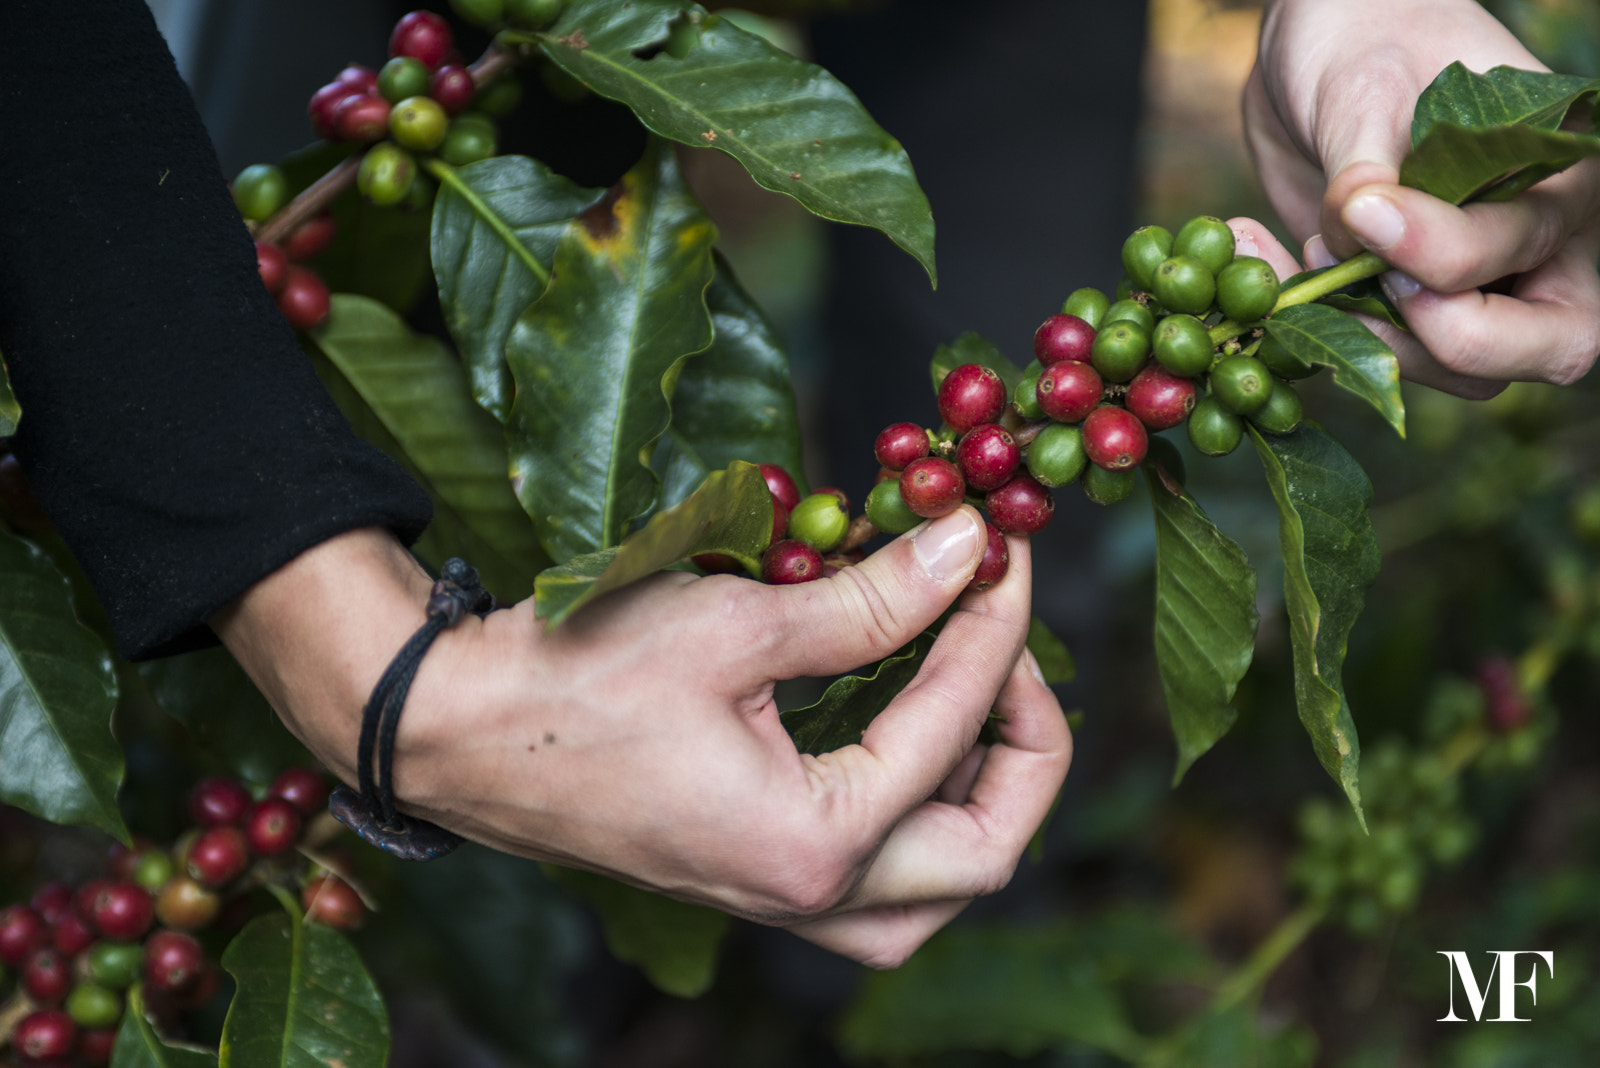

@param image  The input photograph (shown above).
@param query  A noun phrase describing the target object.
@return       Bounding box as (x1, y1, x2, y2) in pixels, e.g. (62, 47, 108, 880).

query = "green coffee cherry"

(866, 480, 921, 536)
(1249, 378, 1303, 434)
(1013, 366, 1045, 420)
(1026, 423, 1087, 487)
(1121, 225, 1173, 291)
(404, 169, 438, 212)
(67, 982, 122, 1029)
(1216, 256, 1281, 323)
(232, 163, 287, 222)
(1152, 314, 1214, 378)
(440, 118, 498, 166)
(472, 76, 523, 117)
(1187, 396, 1244, 456)
(1257, 333, 1318, 379)
(1151, 255, 1216, 316)
(1061, 287, 1110, 330)
(1172, 215, 1235, 275)
(378, 57, 431, 103)
(1091, 320, 1150, 383)
(450, 0, 506, 28)
(1115, 276, 1135, 302)
(506, 0, 564, 27)
(1102, 299, 1154, 333)
(390, 96, 449, 152)
(87, 942, 143, 989)
(1083, 463, 1136, 505)
(789, 493, 849, 552)
(1209, 355, 1274, 415)
(1143, 434, 1186, 484)
(131, 850, 173, 893)
(357, 142, 417, 206)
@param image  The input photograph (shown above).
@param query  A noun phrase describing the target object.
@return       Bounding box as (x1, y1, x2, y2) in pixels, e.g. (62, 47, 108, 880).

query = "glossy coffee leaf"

(112, 986, 218, 1068)
(1250, 425, 1378, 825)
(219, 909, 387, 1068)
(651, 256, 807, 512)
(544, 866, 729, 998)
(538, 0, 936, 283)
(1027, 616, 1075, 685)
(311, 295, 550, 601)
(430, 156, 605, 420)
(0, 349, 18, 435)
(533, 461, 772, 625)
(506, 139, 717, 563)
(1400, 121, 1600, 204)
(139, 648, 308, 785)
(928, 331, 1026, 395)
(1411, 62, 1600, 145)
(1145, 464, 1259, 785)
(1261, 303, 1405, 437)
(782, 629, 935, 754)
(0, 528, 124, 839)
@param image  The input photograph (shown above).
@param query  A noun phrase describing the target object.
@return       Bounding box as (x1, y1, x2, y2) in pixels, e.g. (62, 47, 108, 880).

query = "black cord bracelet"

(328, 558, 495, 861)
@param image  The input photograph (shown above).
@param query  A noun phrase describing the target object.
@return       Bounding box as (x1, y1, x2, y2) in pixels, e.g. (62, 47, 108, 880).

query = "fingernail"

(1343, 193, 1406, 251)
(1381, 269, 1422, 301)
(1304, 234, 1337, 270)
(1024, 648, 1048, 687)
(912, 510, 980, 581)
(1232, 227, 1258, 258)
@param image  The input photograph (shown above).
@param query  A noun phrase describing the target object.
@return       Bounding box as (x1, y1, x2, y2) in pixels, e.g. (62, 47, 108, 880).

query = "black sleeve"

(0, 0, 433, 660)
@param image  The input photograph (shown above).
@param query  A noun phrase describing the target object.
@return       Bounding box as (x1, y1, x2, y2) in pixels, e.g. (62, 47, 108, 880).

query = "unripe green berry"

(788, 493, 849, 552)
(1216, 256, 1281, 323)
(66, 982, 122, 1030)
(450, 0, 506, 28)
(439, 118, 498, 166)
(1013, 366, 1044, 420)
(1121, 225, 1173, 291)
(131, 850, 173, 894)
(390, 96, 449, 152)
(506, 0, 564, 28)
(1082, 463, 1136, 505)
(232, 164, 287, 222)
(1025, 423, 1087, 487)
(472, 76, 523, 117)
(87, 943, 143, 989)
(405, 169, 438, 212)
(1172, 215, 1235, 275)
(357, 142, 417, 206)
(1091, 320, 1150, 383)
(1209, 355, 1273, 416)
(1115, 276, 1134, 302)
(1248, 377, 1303, 434)
(1061, 287, 1110, 330)
(378, 57, 431, 103)
(1102, 299, 1154, 333)
(865, 480, 920, 536)
(1151, 255, 1216, 316)
(1187, 396, 1244, 456)
(1152, 314, 1214, 378)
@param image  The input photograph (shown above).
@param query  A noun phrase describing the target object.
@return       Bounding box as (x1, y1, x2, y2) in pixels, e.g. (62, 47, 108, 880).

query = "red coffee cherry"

(938, 364, 1006, 435)
(1082, 407, 1149, 471)
(269, 767, 329, 817)
(78, 1026, 118, 1065)
(899, 456, 966, 518)
(1124, 364, 1197, 431)
(770, 495, 790, 544)
(187, 826, 251, 888)
(874, 422, 931, 471)
(1033, 313, 1095, 365)
(30, 883, 74, 926)
(51, 910, 96, 957)
(333, 92, 393, 143)
(759, 463, 801, 513)
(985, 473, 1055, 535)
(970, 522, 1010, 590)
(14, 1009, 78, 1062)
(255, 241, 288, 295)
(23, 947, 73, 1003)
(429, 64, 476, 114)
(1475, 653, 1531, 732)
(244, 797, 303, 857)
(277, 267, 332, 332)
(105, 838, 151, 881)
(0, 904, 49, 967)
(87, 881, 154, 942)
(389, 11, 454, 70)
(155, 875, 222, 932)
(761, 539, 824, 585)
(335, 64, 380, 93)
(955, 424, 1021, 492)
(283, 212, 337, 261)
(144, 930, 205, 993)
(302, 875, 367, 931)
(189, 775, 251, 827)
(1036, 361, 1103, 423)
(308, 81, 362, 140)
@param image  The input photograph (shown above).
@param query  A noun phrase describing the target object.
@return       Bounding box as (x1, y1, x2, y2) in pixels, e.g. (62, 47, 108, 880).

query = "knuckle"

(1547, 329, 1600, 386)
(830, 564, 911, 657)
(744, 815, 861, 919)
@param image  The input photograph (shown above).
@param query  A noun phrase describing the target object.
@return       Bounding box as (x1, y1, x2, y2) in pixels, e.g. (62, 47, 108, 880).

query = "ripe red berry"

(1036, 361, 1103, 423)
(78, 1026, 118, 1065)
(255, 241, 288, 295)
(144, 930, 205, 993)
(937, 363, 1006, 435)
(955, 424, 1021, 492)
(283, 212, 337, 261)
(874, 422, 930, 471)
(155, 875, 222, 932)
(1475, 653, 1531, 732)
(429, 64, 476, 114)
(87, 881, 154, 942)
(244, 797, 303, 856)
(30, 883, 74, 926)
(970, 522, 1010, 590)
(23, 947, 73, 1003)
(1082, 407, 1149, 471)
(899, 456, 966, 518)
(333, 92, 392, 143)
(986, 474, 1055, 535)
(0, 904, 48, 967)
(187, 826, 251, 888)
(335, 64, 380, 93)
(770, 495, 790, 544)
(72, 880, 110, 923)
(189, 775, 252, 827)
(269, 767, 329, 817)
(1124, 364, 1197, 431)
(1033, 313, 1095, 365)
(277, 266, 332, 332)
(51, 910, 96, 957)
(14, 1009, 77, 1062)
(302, 875, 367, 931)
(761, 539, 824, 585)
(759, 463, 801, 513)
(308, 81, 362, 140)
(106, 839, 151, 881)
(389, 11, 454, 70)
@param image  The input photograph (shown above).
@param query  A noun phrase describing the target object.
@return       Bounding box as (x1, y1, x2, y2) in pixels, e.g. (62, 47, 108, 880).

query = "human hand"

(212, 514, 1071, 968)
(1244, 0, 1600, 394)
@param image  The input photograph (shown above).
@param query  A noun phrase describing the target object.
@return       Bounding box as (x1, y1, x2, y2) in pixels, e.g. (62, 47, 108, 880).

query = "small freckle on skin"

(545, 732, 557, 744)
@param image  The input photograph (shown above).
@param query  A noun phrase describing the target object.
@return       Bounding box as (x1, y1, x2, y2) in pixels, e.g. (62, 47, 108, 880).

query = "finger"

(1241, 63, 1326, 241)
(785, 899, 969, 970)
(936, 743, 987, 805)
(1225, 217, 1302, 283)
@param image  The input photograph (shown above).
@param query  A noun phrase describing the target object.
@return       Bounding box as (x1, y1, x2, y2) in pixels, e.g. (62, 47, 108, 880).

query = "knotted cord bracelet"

(328, 558, 495, 861)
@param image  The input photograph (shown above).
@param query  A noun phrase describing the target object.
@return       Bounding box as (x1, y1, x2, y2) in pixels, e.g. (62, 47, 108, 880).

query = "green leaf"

(429, 156, 606, 421)
(1411, 62, 1600, 145)
(112, 986, 219, 1068)
(1145, 464, 1259, 785)
(533, 461, 773, 625)
(1278, 268, 1407, 331)
(928, 331, 1025, 395)
(1026, 616, 1075, 684)
(138, 648, 308, 785)
(539, 0, 936, 283)
(651, 255, 807, 511)
(1261, 304, 1405, 437)
(505, 139, 718, 563)
(1400, 121, 1600, 205)
(310, 294, 551, 602)
(1250, 425, 1379, 824)
(0, 528, 124, 839)
(0, 348, 18, 436)
(543, 866, 729, 998)
(781, 629, 935, 754)
(219, 908, 388, 1068)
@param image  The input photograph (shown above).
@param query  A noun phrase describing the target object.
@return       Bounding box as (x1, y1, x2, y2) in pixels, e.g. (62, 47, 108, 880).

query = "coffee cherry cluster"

(234, 164, 336, 332)
(0, 769, 366, 1065)
(692, 464, 867, 586)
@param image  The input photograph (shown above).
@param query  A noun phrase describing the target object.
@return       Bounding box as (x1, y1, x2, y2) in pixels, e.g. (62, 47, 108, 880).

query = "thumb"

(1311, 67, 1420, 259)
